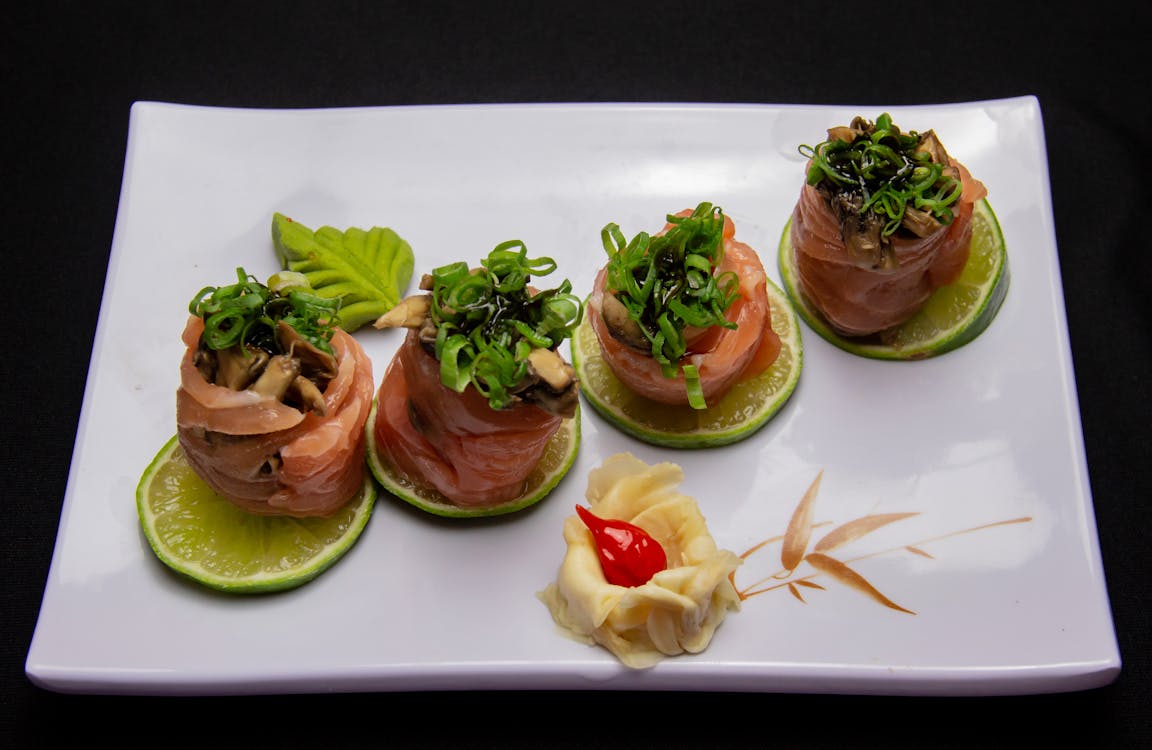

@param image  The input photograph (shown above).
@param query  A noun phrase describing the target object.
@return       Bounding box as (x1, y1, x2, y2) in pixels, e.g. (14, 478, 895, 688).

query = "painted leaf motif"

(788, 583, 806, 602)
(804, 552, 915, 614)
(781, 471, 823, 571)
(739, 534, 784, 561)
(814, 512, 919, 553)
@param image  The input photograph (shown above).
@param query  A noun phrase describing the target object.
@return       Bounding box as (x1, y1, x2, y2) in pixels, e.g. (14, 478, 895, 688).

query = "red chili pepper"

(575, 505, 667, 587)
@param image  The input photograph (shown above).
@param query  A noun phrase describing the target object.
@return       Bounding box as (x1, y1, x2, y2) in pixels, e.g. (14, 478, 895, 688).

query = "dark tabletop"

(5, 2, 1149, 747)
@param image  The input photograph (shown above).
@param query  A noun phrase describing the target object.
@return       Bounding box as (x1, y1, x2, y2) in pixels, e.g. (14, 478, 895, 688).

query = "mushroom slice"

(848, 115, 875, 138)
(527, 347, 576, 392)
(826, 124, 857, 144)
(250, 354, 300, 401)
(524, 383, 580, 420)
(193, 346, 218, 384)
(277, 320, 337, 387)
(509, 348, 580, 419)
(417, 318, 439, 347)
(901, 205, 945, 238)
(915, 129, 952, 166)
(829, 191, 895, 270)
(288, 375, 327, 416)
(373, 294, 431, 330)
(214, 345, 271, 391)
(600, 293, 650, 351)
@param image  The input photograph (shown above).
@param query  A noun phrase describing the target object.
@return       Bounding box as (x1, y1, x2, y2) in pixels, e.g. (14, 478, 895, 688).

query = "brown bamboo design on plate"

(731, 471, 1033, 614)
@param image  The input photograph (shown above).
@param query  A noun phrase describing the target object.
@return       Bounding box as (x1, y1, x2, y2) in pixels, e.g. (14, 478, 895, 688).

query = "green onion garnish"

(799, 113, 963, 236)
(601, 202, 739, 397)
(188, 267, 341, 355)
(428, 240, 583, 411)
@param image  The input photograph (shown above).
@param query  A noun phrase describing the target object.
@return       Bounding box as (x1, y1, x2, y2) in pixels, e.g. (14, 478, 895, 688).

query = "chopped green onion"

(798, 113, 963, 237)
(427, 241, 583, 411)
(188, 267, 340, 354)
(682, 364, 706, 410)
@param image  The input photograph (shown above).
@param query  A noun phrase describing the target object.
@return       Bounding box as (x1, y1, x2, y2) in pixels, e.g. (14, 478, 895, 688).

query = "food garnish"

(574, 504, 667, 588)
(271, 212, 414, 333)
(600, 202, 738, 408)
(571, 274, 802, 447)
(538, 453, 741, 669)
(190, 267, 339, 353)
(368, 239, 583, 516)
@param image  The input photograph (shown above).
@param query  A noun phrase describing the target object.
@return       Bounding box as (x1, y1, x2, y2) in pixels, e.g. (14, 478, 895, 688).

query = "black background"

(5, 2, 1149, 747)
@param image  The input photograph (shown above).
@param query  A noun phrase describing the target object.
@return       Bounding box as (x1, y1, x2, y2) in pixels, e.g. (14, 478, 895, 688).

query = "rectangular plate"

(26, 97, 1120, 696)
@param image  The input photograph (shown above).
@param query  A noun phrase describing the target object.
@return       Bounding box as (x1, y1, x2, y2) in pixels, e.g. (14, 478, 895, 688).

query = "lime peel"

(778, 198, 1008, 360)
(365, 402, 581, 518)
(136, 435, 376, 594)
(571, 277, 803, 449)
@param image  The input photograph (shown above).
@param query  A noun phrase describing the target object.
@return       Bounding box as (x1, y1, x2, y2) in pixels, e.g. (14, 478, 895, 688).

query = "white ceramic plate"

(26, 97, 1120, 696)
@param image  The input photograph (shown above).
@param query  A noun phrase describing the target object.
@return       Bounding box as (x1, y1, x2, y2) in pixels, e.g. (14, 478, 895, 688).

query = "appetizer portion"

(589, 202, 781, 410)
(176, 268, 375, 517)
(369, 240, 583, 515)
(571, 275, 802, 448)
(538, 453, 742, 669)
(787, 113, 990, 339)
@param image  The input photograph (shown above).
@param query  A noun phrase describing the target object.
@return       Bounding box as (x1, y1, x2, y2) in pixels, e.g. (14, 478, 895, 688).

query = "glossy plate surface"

(26, 97, 1119, 695)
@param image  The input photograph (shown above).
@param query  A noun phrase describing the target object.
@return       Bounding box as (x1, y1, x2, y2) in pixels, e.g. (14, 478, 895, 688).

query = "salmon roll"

(790, 113, 988, 338)
(371, 240, 583, 510)
(176, 269, 374, 518)
(589, 202, 781, 409)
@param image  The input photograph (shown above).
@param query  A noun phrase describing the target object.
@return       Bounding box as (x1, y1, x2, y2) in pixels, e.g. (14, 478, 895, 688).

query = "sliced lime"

(136, 436, 376, 594)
